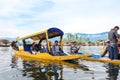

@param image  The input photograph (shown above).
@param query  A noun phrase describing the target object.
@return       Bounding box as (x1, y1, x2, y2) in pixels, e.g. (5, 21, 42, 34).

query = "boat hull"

(79, 55, 120, 65)
(13, 50, 81, 61)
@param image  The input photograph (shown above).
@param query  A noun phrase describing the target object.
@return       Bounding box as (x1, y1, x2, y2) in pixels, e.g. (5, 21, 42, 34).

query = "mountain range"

(0, 32, 108, 42)
(64, 32, 108, 42)
(0, 37, 16, 42)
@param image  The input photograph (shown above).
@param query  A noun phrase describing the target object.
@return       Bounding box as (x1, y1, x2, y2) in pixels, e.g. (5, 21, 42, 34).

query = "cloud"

(0, 0, 52, 37)
(58, 16, 120, 34)
(0, 0, 120, 38)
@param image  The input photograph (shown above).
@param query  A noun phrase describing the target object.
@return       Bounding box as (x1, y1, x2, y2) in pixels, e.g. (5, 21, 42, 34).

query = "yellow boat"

(12, 27, 120, 65)
(13, 27, 82, 61)
(13, 54, 89, 71)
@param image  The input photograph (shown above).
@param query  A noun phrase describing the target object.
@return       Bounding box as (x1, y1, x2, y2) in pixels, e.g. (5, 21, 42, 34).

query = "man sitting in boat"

(70, 41, 81, 54)
(52, 40, 65, 56)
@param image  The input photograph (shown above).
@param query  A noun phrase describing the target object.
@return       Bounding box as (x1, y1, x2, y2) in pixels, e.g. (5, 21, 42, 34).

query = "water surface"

(0, 46, 120, 80)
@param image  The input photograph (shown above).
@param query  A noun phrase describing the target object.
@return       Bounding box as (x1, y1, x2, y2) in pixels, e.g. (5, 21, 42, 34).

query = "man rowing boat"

(70, 41, 81, 54)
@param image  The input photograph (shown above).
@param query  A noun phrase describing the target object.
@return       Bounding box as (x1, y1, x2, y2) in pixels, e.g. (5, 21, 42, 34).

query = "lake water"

(0, 46, 120, 80)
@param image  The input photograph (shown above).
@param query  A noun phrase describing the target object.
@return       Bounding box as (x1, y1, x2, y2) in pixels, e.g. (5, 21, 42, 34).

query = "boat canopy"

(17, 28, 64, 41)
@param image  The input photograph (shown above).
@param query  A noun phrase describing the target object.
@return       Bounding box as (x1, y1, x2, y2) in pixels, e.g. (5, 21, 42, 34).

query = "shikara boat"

(13, 54, 90, 71)
(13, 27, 84, 61)
(12, 27, 120, 65)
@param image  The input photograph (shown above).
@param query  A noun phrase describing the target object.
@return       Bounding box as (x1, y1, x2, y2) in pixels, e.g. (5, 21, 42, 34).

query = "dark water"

(0, 46, 120, 80)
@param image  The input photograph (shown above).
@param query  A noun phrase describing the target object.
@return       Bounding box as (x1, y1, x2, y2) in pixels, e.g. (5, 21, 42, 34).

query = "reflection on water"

(1, 46, 120, 80)
(22, 61, 63, 80)
(11, 55, 91, 80)
(104, 63, 120, 80)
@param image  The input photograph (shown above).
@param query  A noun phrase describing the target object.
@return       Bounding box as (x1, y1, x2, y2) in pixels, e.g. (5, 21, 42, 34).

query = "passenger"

(35, 43, 41, 52)
(36, 42, 46, 53)
(70, 41, 81, 54)
(101, 41, 111, 57)
(30, 42, 37, 54)
(52, 40, 65, 56)
(11, 41, 19, 51)
(39, 44, 46, 53)
(108, 26, 120, 60)
(23, 39, 32, 53)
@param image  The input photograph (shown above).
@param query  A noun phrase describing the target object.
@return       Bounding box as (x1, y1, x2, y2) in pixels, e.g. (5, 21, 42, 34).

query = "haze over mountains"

(64, 32, 108, 42)
(0, 32, 108, 42)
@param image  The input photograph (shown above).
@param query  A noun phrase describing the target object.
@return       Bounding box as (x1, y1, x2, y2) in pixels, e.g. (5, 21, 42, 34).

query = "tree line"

(63, 33, 90, 44)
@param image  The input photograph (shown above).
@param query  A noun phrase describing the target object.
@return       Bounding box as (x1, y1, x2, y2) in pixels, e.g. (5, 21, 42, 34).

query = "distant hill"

(0, 32, 108, 42)
(0, 37, 16, 42)
(64, 32, 108, 42)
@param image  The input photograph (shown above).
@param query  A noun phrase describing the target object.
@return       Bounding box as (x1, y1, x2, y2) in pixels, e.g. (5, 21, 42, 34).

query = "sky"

(0, 0, 120, 38)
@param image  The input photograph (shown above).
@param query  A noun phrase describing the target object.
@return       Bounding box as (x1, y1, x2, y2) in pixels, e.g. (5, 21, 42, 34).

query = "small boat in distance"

(13, 27, 82, 61)
(0, 39, 10, 47)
